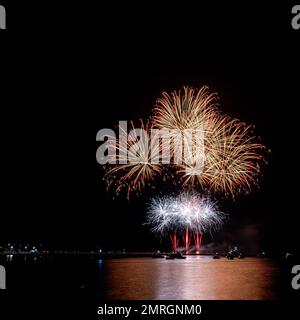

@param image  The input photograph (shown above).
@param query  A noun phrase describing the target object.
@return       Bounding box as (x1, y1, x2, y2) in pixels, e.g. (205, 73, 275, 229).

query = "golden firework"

(104, 120, 163, 199)
(152, 86, 266, 198)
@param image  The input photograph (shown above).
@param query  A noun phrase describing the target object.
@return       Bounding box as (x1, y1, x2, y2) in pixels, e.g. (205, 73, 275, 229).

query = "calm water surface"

(103, 256, 280, 300)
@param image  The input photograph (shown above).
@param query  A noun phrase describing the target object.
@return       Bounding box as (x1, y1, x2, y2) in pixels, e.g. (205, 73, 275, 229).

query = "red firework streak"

(170, 231, 179, 252)
(194, 232, 202, 254)
(183, 227, 191, 254)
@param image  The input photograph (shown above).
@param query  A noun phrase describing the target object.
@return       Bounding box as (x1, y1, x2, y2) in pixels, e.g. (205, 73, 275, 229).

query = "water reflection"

(103, 256, 280, 300)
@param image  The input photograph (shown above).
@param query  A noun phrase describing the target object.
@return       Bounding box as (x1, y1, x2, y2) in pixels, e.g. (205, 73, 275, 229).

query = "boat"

(166, 254, 176, 260)
(213, 253, 221, 259)
(166, 252, 186, 260)
(257, 252, 267, 259)
(226, 251, 235, 260)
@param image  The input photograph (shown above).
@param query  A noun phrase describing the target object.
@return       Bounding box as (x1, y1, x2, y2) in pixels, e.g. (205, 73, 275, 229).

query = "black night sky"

(2, 2, 299, 255)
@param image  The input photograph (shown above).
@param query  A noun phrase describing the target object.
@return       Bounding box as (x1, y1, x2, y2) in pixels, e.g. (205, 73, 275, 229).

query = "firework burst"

(104, 120, 163, 199)
(178, 116, 265, 198)
(146, 192, 226, 235)
(152, 86, 266, 198)
(152, 86, 219, 132)
(102, 85, 267, 200)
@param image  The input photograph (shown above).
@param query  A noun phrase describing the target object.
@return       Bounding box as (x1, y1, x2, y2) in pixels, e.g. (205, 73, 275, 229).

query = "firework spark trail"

(170, 231, 179, 252)
(146, 191, 226, 252)
(103, 85, 266, 199)
(183, 226, 191, 253)
(194, 232, 202, 254)
(152, 86, 266, 198)
(152, 86, 219, 132)
(197, 116, 265, 197)
(104, 120, 163, 199)
(177, 191, 226, 234)
(146, 196, 180, 234)
(146, 192, 226, 236)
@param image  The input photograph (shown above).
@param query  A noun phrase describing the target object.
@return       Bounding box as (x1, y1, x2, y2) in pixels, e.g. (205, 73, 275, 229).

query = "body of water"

(102, 256, 280, 300)
(2, 255, 280, 300)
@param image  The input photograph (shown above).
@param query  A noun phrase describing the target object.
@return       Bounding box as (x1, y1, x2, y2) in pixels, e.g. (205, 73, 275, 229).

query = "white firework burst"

(146, 191, 226, 235)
